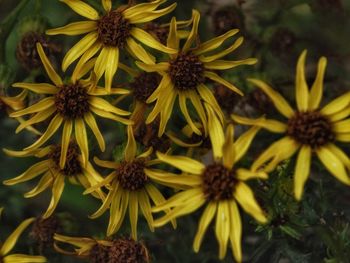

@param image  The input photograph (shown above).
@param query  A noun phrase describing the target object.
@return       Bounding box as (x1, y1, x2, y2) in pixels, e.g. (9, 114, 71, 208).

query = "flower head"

(3, 141, 105, 218)
(232, 50, 350, 200)
(148, 107, 267, 262)
(137, 9, 257, 136)
(10, 43, 132, 169)
(46, 0, 177, 92)
(86, 126, 175, 238)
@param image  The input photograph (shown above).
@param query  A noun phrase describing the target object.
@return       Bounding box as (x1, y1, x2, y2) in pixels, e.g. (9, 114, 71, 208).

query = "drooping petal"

(197, 84, 224, 124)
(135, 62, 169, 74)
(127, 3, 177, 24)
(294, 146, 312, 200)
(295, 50, 309, 111)
(193, 202, 217, 252)
(156, 152, 205, 175)
(126, 37, 154, 65)
(231, 114, 287, 134)
(234, 182, 267, 223)
(247, 78, 294, 118)
(89, 97, 130, 116)
(60, 0, 99, 20)
(103, 47, 120, 93)
(84, 112, 105, 151)
(36, 43, 63, 86)
(0, 218, 35, 255)
(203, 58, 257, 70)
(91, 106, 133, 125)
(60, 119, 73, 169)
(15, 107, 56, 134)
(233, 126, 261, 164)
(10, 97, 55, 118)
(228, 201, 242, 263)
(188, 90, 208, 135)
(205, 71, 243, 96)
(308, 57, 327, 110)
(179, 93, 202, 135)
(75, 119, 88, 167)
(46, 21, 97, 35)
(43, 175, 65, 218)
(129, 192, 139, 240)
(12, 83, 58, 94)
(158, 88, 176, 136)
(235, 168, 268, 181)
(316, 146, 350, 185)
(215, 201, 230, 259)
(3, 254, 46, 262)
(24, 171, 53, 198)
(144, 169, 202, 187)
(138, 190, 155, 232)
(122, 0, 166, 18)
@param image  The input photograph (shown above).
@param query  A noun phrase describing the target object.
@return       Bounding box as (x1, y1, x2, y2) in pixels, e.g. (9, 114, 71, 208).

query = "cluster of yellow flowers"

(1, 0, 350, 262)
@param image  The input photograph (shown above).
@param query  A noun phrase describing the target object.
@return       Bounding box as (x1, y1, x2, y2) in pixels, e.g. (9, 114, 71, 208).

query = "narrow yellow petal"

(167, 17, 179, 50)
(122, 0, 166, 18)
(46, 21, 97, 36)
(130, 27, 176, 54)
(24, 114, 63, 151)
(126, 38, 154, 64)
(166, 131, 202, 148)
(62, 32, 98, 71)
(104, 47, 119, 93)
(43, 175, 65, 218)
(179, 93, 202, 135)
(89, 97, 130, 116)
(12, 82, 58, 94)
(158, 88, 176, 136)
(194, 29, 239, 55)
(138, 190, 155, 232)
(204, 71, 243, 96)
(236, 168, 268, 181)
(193, 202, 217, 252)
(228, 201, 242, 263)
(215, 201, 230, 259)
(316, 146, 350, 185)
(144, 168, 202, 187)
(328, 107, 350, 122)
(183, 9, 200, 52)
(3, 254, 47, 262)
(326, 143, 350, 170)
(231, 114, 287, 133)
(146, 74, 172, 104)
(125, 125, 137, 162)
(135, 61, 169, 74)
(321, 92, 350, 116)
(233, 126, 260, 164)
(295, 50, 309, 111)
(205, 103, 225, 160)
(188, 91, 208, 135)
(60, 0, 99, 20)
(15, 107, 56, 134)
(102, 0, 111, 11)
(247, 78, 294, 118)
(234, 182, 267, 223)
(127, 4, 177, 24)
(222, 124, 235, 170)
(197, 84, 224, 125)
(24, 172, 53, 198)
(204, 58, 257, 70)
(84, 112, 105, 152)
(156, 152, 205, 175)
(91, 106, 133, 125)
(332, 119, 350, 133)
(36, 43, 63, 86)
(89, 188, 114, 218)
(60, 119, 73, 169)
(129, 192, 139, 240)
(294, 146, 311, 200)
(75, 119, 88, 167)
(308, 57, 327, 110)
(10, 97, 55, 118)
(0, 218, 35, 255)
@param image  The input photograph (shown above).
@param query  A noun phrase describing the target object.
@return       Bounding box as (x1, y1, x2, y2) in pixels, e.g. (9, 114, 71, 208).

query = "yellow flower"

(137, 9, 257, 136)
(232, 50, 350, 200)
(46, 0, 177, 92)
(86, 126, 176, 239)
(3, 141, 105, 219)
(0, 215, 46, 263)
(148, 106, 267, 262)
(10, 43, 132, 169)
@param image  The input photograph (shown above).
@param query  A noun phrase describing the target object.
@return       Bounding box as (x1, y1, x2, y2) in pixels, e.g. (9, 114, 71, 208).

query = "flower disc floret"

(117, 159, 148, 191)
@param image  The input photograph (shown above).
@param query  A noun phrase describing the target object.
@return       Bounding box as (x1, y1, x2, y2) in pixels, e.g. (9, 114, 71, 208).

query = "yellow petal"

(62, 32, 98, 71)
(228, 201, 242, 263)
(91, 106, 133, 125)
(138, 190, 155, 232)
(60, 119, 73, 169)
(46, 21, 97, 35)
(294, 146, 311, 200)
(24, 114, 63, 151)
(10, 97, 55, 118)
(167, 17, 179, 50)
(15, 107, 56, 134)
(188, 90, 208, 135)
(24, 171, 53, 198)
(204, 71, 243, 96)
(102, 0, 111, 11)
(321, 92, 350, 116)
(215, 201, 230, 259)
(126, 38, 154, 65)
(75, 119, 88, 167)
(89, 97, 130, 116)
(144, 168, 202, 187)
(233, 126, 260, 164)
(158, 88, 176, 136)
(60, 0, 99, 20)
(247, 78, 294, 118)
(326, 143, 350, 170)
(222, 124, 235, 169)
(130, 27, 176, 54)
(328, 107, 350, 122)
(127, 4, 177, 24)
(129, 192, 139, 240)
(194, 29, 239, 55)
(308, 57, 327, 110)
(0, 218, 35, 255)
(236, 168, 268, 181)
(122, 0, 166, 18)
(36, 43, 63, 86)
(156, 151, 205, 175)
(193, 202, 217, 252)
(205, 103, 225, 160)
(104, 47, 119, 93)
(234, 182, 267, 223)
(43, 175, 65, 218)
(3, 254, 47, 262)
(295, 50, 309, 111)
(12, 82, 58, 94)
(204, 58, 257, 70)
(197, 84, 224, 125)
(231, 114, 287, 133)
(125, 125, 137, 162)
(337, 133, 350, 142)
(166, 131, 202, 147)
(332, 119, 350, 133)
(316, 146, 350, 185)
(179, 93, 202, 135)
(84, 112, 105, 152)
(135, 61, 169, 74)
(183, 9, 200, 51)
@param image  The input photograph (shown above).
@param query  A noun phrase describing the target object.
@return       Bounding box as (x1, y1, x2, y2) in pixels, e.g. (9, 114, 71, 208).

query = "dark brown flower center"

(117, 159, 148, 191)
(108, 238, 149, 263)
(144, 22, 169, 45)
(55, 83, 90, 119)
(168, 52, 205, 91)
(287, 111, 335, 148)
(202, 163, 238, 201)
(97, 11, 131, 48)
(49, 143, 82, 176)
(89, 243, 110, 263)
(130, 72, 161, 103)
(30, 215, 62, 252)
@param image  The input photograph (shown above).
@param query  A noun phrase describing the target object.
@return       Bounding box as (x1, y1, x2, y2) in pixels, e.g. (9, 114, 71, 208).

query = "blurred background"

(1, 0, 350, 262)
